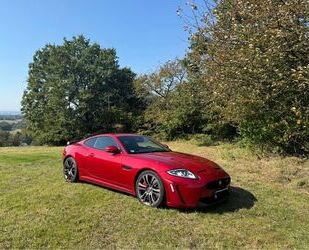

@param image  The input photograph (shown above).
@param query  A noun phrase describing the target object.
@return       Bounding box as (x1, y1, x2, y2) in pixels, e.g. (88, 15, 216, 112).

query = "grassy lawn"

(0, 142, 308, 249)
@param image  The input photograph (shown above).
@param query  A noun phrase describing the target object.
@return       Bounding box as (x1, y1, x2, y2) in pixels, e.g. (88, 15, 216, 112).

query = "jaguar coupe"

(63, 134, 231, 208)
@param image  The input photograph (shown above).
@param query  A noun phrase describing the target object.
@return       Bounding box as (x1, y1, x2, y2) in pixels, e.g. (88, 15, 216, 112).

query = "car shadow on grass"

(78, 180, 133, 197)
(180, 186, 257, 214)
(78, 181, 256, 213)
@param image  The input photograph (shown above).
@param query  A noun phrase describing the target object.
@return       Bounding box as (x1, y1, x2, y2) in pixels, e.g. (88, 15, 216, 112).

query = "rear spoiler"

(66, 139, 80, 146)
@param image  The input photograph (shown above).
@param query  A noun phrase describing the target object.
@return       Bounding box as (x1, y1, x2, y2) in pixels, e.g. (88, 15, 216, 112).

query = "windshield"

(117, 135, 170, 154)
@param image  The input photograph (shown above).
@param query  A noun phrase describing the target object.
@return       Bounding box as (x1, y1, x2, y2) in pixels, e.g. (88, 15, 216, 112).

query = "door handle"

(88, 153, 94, 157)
(122, 165, 132, 171)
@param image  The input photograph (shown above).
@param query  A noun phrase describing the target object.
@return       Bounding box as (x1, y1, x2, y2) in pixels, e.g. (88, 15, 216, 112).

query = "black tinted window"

(93, 136, 119, 150)
(84, 137, 97, 147)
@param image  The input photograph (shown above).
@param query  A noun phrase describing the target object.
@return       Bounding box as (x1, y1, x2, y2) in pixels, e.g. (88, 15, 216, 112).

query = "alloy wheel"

(63, 157, 78, 182)
(136, 171, 164, 207)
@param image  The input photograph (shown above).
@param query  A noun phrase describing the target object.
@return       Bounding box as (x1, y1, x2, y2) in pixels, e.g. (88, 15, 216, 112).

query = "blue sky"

(0, 0, 196, 111)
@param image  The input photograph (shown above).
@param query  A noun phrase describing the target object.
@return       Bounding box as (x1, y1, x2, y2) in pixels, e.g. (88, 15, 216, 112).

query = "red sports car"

(63, 134, 231, 208)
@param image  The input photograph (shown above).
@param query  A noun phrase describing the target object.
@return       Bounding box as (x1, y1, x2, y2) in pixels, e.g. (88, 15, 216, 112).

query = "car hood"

(132, 151, 222, 173)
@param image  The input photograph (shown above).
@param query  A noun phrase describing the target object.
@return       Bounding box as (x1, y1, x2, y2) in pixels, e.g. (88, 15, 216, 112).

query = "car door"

(89, 136, 123, 185)
(81, 137, 98, 177)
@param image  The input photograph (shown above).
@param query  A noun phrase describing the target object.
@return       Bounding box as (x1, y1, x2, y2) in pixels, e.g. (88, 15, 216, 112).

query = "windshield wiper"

(143, 149, 169, 153)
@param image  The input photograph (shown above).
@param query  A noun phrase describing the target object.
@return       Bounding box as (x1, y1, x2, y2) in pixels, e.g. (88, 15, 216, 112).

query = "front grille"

(206, 177, 230, 189)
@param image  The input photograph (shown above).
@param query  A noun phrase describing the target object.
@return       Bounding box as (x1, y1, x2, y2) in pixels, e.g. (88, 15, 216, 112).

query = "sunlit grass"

(0, 143, 308, 249)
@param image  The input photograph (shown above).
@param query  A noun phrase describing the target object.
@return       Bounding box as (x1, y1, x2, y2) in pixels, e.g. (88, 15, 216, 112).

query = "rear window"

(93, 136, 119, 150)
(84, 137, 97, 148)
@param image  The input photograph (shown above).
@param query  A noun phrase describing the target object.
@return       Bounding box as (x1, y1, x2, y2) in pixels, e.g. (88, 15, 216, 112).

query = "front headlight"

(167, 169, 197, 179)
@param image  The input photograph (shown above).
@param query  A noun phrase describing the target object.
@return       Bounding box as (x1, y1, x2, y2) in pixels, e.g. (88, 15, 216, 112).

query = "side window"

(84, 137, 97, 148)
(93, 136, 119, 150)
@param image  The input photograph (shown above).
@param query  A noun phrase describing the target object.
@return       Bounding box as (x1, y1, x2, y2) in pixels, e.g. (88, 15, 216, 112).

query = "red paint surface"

(63, 134, 231, 208)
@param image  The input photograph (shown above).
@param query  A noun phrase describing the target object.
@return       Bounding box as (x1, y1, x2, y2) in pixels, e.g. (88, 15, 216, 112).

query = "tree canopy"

(20, 1, 309, 156)
(185, 0, 309, 155)
(22, 36, 139, 145)
(136, 0, 308, 155)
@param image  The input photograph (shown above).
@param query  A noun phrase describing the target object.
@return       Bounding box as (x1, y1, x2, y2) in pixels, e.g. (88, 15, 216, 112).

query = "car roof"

(113, 133, 139, 137)
(84, 133, 140, 140)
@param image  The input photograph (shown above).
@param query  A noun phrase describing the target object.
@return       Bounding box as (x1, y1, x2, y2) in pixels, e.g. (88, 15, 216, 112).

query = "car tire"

(63, 157, 79, 183)
(135, 170, 165, 207)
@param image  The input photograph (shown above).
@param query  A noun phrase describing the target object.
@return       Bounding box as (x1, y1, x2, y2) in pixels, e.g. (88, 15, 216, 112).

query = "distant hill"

(0, 111, 25, 132)
(0, 111, 22, 116)
(0, 111, 23, 121)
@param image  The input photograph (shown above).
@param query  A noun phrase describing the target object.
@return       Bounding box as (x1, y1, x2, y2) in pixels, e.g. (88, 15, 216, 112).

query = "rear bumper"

(162, 173, 230, 208)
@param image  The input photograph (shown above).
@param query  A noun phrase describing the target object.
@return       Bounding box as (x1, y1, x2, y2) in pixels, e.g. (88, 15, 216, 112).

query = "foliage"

(184, 0, 309, 156)
(191, 133, 214, 146)
(0, 130, 32, 147)
(0, 122, 12, 131)
(22, 36, 140, 145)
(19, 2, 309, 156)
(0, 119, 26, 132)
(0, 131, 10, 147)
(135, 59, 209, 139)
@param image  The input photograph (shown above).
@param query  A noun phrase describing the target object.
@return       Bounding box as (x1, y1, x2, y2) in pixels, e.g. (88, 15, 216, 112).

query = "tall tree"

(135, 59, 208, 139)
(186, 0, 309, 155)
(22, 36, 138, 145)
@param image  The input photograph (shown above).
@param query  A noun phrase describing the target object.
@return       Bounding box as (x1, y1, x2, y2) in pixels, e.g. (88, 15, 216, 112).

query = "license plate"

(214, 187, 229, 199)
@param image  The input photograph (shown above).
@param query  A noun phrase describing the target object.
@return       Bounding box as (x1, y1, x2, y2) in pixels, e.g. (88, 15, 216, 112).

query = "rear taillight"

(62, 148, 66, 158)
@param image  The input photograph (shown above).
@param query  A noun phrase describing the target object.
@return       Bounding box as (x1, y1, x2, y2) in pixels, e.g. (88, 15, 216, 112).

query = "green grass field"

(0, 142, 308, 249)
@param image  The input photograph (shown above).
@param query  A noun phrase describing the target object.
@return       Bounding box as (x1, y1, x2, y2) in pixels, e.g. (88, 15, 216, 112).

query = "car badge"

(219, 180, 222, 186)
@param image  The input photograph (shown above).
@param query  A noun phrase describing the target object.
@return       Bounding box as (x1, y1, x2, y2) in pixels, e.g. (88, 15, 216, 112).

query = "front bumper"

(161, 172, 231, 208)
(198, 187, 229, 207)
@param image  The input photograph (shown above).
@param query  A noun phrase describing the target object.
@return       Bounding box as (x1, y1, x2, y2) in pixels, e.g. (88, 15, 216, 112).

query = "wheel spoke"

(152, 192, 158, 199)
(149, 193, 154, 204)
(70, 162, 75, 169)
(140, 192, 147, 200)
(138, 182, 147, 190)
(151, 180, 158, 188)
(67, 159, 72, 167)
(64, 160, 70, 169)
(151, 193, 157, 202)
(67, 170, 72, 179)
(150, 177, 156, 186)
(144, 175, 150, 185)
(142, 175, 146, 185)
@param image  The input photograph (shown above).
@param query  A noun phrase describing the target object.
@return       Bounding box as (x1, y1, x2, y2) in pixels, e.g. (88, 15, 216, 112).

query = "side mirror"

(105, 145, 120, 154)
(163, 144, 170, 149)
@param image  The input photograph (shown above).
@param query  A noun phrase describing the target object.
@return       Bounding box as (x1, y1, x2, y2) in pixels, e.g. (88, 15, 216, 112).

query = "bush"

(0, 130, 10, 146)
(0, 130, 33, 147)
(185, 0, 309, 156)
(0, 122, 12, 131)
